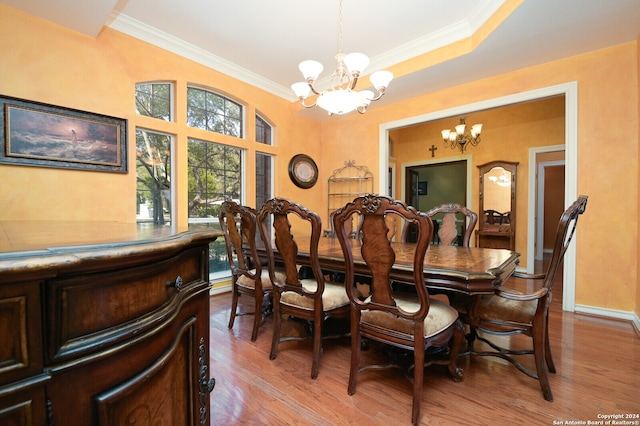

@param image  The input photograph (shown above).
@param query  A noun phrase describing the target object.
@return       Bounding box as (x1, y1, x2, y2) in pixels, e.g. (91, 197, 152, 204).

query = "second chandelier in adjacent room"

(441, 116, 483, 153)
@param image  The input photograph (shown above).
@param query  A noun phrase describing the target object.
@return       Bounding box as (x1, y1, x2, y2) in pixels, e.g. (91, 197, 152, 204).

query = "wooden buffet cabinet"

(0, 222, 221, 426)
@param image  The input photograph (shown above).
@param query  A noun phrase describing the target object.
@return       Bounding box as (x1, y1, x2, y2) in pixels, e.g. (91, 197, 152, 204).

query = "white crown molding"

(107, 0, 504, 103)
(108, 13, 294, 101)
(369, 0, 504, 73)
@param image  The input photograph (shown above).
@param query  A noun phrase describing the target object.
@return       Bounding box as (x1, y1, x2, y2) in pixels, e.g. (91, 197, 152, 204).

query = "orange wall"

(0, 5, 638, 317)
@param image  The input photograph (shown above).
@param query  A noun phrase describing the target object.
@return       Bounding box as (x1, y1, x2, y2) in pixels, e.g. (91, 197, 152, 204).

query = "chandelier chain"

(337, 0, 343, 54)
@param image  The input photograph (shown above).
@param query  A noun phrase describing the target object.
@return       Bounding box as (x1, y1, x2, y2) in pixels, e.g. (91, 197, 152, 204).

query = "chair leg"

(533, 317, 553, 401)
(448, 320, 465, 381)
(269, 297, 282, 361)
(228, 284, 239, 330)
(412, 341, 425, 426)
(348, 313, 360, 395)
(250, 291, 263, 342)
(544, 313, 556, 373)
(311, 318, 322, 379)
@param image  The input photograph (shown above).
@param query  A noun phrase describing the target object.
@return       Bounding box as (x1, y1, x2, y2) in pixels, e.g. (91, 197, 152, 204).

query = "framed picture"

(418, 181, 428, 195)
(0, 95, 127, 173)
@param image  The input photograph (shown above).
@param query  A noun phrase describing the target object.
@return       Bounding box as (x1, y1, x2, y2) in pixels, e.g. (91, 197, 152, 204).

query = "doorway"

(380, 82, 578, 312)
(404, 161, 467, 243)
(405, 161, 467, 211)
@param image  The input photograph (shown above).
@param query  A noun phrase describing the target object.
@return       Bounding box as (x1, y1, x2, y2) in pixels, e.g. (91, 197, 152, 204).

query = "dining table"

(259, 235, 520, 296)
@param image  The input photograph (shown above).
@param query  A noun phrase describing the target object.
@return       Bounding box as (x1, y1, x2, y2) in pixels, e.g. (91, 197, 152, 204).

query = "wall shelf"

(326, 160, 374, 237)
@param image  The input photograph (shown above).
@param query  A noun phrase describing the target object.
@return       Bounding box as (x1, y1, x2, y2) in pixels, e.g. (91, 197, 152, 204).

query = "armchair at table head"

(218, 200, 284, 342)
(457, 195, 588, 402)
(332, 194, 465, 426)
(257, 198, 350, 380)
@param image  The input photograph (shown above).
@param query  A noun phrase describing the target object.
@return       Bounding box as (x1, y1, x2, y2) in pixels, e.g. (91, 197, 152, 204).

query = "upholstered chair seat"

(237, 269, 285, 290)
(465, 292, 538, 325)
(362, 295, 460, 338)
(281, 279, 350, 311)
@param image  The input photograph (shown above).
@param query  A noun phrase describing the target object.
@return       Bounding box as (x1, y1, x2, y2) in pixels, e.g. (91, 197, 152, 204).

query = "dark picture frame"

(0, 95, 127, 173)
(418, 181, 428, 195)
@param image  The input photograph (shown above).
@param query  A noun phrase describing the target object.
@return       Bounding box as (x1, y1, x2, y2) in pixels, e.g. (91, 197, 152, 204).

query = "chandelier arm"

(469, 136, 481, 146)
(366, 88, 386, 102)
(349, 75, 359, 90)
(300, 98, 317, 109)
(307, 82, 321, 96)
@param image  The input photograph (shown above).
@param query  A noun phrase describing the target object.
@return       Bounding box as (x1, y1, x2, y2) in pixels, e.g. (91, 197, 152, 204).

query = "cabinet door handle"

(166, 275, 183, 291)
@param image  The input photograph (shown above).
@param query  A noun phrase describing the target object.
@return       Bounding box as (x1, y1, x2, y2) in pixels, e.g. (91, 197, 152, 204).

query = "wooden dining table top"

(261, 236, 520, 295)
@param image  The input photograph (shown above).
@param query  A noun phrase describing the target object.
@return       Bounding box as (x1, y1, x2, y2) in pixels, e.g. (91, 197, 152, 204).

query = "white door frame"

(379, 81, 578, 312)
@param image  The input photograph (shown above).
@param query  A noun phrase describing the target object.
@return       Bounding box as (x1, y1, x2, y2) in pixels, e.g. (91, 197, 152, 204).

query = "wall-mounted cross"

(429, 144, 438, 157)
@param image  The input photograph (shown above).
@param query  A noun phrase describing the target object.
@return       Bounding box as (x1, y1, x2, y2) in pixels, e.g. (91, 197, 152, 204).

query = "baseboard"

(575, 304, 640, 337)
(210, 283, 231, 296)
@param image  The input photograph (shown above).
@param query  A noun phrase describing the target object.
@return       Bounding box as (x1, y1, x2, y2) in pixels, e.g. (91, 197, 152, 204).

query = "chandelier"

(441, 116, 483, 153)
(290, 0, 393, 116)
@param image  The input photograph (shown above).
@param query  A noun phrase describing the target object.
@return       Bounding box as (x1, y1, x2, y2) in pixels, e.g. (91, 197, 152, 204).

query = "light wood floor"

(208, 271, 640, 425)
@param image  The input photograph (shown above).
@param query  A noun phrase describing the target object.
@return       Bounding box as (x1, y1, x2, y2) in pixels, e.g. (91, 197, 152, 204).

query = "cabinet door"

(46, 287, 213, 426)
(95, 317, 203, 425)
(0, 383, 47, 426)
(0, 281, 43, 387)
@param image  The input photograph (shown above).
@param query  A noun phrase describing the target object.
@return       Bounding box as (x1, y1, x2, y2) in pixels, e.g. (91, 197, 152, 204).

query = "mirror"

(477, 161, 518, 250)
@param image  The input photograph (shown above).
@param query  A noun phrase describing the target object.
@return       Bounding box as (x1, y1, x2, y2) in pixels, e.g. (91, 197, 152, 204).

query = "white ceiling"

(3, 0, 640, 119)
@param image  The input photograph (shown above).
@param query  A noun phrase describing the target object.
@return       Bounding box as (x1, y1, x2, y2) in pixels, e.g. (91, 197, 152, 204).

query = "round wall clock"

(288, 154, 319, 189)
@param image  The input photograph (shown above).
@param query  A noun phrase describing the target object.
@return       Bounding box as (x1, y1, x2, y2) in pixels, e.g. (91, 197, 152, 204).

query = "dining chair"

(219, 200, 285, 342)
(333, 194, 465, 426)
(257, 198, 350, 379)
(424, 202, 478, 247)
(457, 195, 588, 401)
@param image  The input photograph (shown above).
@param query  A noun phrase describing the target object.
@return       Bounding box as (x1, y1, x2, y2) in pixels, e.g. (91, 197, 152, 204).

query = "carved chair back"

(424, 203, 478, 247)
(257, 197, 325, 302)
(219, 201, 261, 284)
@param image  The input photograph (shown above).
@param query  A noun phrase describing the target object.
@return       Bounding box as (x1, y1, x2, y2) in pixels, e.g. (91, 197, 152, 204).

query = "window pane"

(136, 129, 172, 224)
(135, 83, 171, 121)
(256, 152, 272, 208)
(187, 138, 241, 220)
(255, 114, 272, 145)
(188, 138, 242, 277)
(187, 87, 243, 138)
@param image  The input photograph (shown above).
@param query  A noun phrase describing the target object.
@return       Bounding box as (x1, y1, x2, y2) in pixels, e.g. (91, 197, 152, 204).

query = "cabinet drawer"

(45, 246, 208, 364)
(0, 282, 44, 387)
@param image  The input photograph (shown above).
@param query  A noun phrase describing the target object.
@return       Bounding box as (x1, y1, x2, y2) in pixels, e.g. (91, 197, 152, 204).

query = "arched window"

(187, 87, 242, 137)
